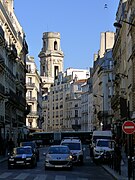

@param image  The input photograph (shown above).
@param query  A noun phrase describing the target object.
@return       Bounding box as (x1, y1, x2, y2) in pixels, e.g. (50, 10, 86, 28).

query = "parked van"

(92, 131, 112, 146)
(90, 130, 113, 157)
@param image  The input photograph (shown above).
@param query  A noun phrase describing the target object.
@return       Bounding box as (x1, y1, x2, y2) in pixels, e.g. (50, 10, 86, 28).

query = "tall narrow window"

(43, 40, 46, 50)
(54, 41, 58, 50)
(28, 91, 32, 98)
(54, 66, 59, 79)
(75, 110, 78, 117)
(28, 77, 32, 84)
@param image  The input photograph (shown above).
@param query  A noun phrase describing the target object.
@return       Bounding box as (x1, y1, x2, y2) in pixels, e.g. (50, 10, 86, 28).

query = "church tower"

(39, 32, 64, 94)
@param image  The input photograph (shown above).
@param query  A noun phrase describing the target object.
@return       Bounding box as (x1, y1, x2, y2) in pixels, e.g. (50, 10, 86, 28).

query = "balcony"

(26, 96, 36, 101)
(23, 39, 28, 55)
(0, 26, 4, 46)
(26, 82, 35, 88)
(0, 57, 5, 71)
(111, 94, 120, 108)
(0, 83, 5, 96)
(5, 89, 19, 104)
(28, 111, 38, 116)
(7, 44, 17, 60)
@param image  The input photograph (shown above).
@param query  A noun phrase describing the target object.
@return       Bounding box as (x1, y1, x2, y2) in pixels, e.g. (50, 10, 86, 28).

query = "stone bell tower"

(39, 32, 64, 94)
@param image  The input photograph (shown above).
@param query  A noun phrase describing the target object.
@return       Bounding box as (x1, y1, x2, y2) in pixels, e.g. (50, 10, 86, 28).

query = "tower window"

(54, 66, 59, 79)
(54, 41, 58, 50)
(43, 41, 46, 50)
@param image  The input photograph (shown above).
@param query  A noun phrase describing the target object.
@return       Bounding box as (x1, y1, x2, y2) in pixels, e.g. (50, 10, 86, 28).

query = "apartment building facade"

(0, 0, 28, 143)
(26, 56, 42, 130)
(42, 67, 90, 132)
(112, 0, 135, 139)
(92, 32, 114, 131)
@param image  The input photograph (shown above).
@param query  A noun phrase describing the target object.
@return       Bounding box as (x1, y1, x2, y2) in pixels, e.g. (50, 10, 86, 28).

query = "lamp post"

(94, 94, 104, 130)
(114, 19, 135, 28)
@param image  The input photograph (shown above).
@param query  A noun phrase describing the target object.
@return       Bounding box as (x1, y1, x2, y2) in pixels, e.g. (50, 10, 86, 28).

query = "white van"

(93, 139, 115, 160)
(92, 130, 112, 147)
(89, 130, 113, 158)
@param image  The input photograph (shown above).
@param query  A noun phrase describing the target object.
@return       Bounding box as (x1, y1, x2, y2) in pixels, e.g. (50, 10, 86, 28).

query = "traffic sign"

(122, 121, 135, 134)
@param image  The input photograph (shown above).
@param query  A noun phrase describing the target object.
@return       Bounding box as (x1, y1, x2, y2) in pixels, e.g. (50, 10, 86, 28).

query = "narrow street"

(0, 146, 114, 180)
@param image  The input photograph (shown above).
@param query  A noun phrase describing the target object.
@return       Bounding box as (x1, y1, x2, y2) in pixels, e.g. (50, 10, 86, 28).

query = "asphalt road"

(0, 145, 115, 180)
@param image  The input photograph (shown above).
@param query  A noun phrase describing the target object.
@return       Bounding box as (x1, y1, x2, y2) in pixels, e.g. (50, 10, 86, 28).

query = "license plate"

(55, 165, 62, 168)
(16, 161, 24, 164)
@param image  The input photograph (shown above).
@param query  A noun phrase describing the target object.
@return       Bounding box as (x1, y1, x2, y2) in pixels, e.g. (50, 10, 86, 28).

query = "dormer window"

(54, 41, 58, 50)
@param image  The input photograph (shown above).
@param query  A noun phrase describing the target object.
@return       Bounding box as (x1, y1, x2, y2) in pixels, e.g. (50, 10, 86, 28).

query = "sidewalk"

(102, 151, 134, 180)
(0, 155, 8, 163)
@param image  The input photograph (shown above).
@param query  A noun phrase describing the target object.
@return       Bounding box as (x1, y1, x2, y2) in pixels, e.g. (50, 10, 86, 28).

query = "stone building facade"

(38, 32, 64, 95)
(26, 56, 42, 131)
(0, 0, 28, 144)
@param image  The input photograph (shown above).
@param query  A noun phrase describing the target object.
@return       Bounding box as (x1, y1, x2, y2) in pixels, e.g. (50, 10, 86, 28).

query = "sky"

(14, 0, 119, 71)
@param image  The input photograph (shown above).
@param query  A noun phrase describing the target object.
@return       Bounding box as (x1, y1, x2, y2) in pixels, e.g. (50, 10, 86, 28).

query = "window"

(28, 91, 32, 98)
(54, 66, 59, 79)
(75, 110, 78, 117)
(54, 41, 58, 50)
(27, 65, 31, 72)
(28, 77, 32, 84)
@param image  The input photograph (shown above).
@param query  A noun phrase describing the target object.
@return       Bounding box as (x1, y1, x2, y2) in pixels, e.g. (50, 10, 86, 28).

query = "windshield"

(93, 136, 111, 144)
(48, 146, 70, 154)
(97, 140, 110, 147)
(61, 143, 81, 150)
(15, 148, 32, 154)
(21, 142, 36, 148)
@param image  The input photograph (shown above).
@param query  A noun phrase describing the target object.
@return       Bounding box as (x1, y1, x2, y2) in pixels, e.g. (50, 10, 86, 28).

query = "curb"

(102, 165, 128, 180)
(102, 165, 118, 180)
(0, 157, 8, 163)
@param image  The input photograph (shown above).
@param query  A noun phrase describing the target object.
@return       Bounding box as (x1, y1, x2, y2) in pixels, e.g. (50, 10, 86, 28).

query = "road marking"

(0, 172, 12, 178)
(55, 175, 66, 180)
(13, 173, 29, 180)
(34, 174, 47, 180)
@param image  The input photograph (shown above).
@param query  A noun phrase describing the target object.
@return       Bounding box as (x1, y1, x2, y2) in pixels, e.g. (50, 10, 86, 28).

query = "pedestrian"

(114, 143, 122, 175)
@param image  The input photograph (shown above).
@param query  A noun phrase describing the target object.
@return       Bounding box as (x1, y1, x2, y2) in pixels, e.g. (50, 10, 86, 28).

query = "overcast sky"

(14, 0, 119, 71)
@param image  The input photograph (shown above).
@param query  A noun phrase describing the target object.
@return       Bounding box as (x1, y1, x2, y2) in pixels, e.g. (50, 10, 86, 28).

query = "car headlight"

(9, 158, 14, 161)
(26, 158, 31, 160)
(66, 155, 72, 160)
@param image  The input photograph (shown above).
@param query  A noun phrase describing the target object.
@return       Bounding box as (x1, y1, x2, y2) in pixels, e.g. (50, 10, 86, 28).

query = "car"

(20, 141, 39, 161)
(43, 145, 73, 170)
(60, 137, 84, 165)
(8, 146, 37, 169)
(93, 139, 115, 161)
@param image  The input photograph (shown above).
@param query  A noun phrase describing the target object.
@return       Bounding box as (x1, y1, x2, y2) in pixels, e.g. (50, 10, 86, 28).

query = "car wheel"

(45, 166, 49, 170)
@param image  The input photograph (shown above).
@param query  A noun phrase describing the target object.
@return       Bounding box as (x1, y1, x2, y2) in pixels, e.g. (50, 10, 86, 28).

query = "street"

(0, 145, 115, 180)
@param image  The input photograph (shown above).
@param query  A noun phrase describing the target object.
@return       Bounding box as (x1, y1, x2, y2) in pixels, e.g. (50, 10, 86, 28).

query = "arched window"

(54, 41, 58, 50)
(43, 40, 46, 50)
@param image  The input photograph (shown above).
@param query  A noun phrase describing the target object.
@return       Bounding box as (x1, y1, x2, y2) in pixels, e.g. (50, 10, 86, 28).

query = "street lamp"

(93, 94, 104, 130)
(114, 19, 135, 28)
